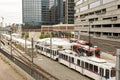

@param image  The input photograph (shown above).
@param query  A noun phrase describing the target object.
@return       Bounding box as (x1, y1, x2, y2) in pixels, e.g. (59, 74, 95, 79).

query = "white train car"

(58, 50, 116, 80)
(35, 38, 72, 60)
(35, 43, 59, 60)
(1, 33, 32, 50)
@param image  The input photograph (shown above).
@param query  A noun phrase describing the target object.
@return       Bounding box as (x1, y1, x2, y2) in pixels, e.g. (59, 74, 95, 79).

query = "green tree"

(22, 32, 25, 38)
(66, 32, 72, 37)
(25, 32, 29, 39)
(40, 33, 45, 39)
(45, 33, 50, 38)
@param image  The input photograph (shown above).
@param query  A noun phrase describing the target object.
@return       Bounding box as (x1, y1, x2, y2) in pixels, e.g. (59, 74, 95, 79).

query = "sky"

(0, 0, 22, 25)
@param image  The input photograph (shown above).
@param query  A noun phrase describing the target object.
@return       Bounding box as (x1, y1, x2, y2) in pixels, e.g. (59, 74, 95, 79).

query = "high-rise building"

(22, 0, 63, 28)
(63, 0, 75, 24)
(74, 0, 120, 41)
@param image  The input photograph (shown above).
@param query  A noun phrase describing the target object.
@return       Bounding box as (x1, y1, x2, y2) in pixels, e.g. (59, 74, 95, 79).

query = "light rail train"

(35, 38, 116, 80)
(1, 34, 116, 80)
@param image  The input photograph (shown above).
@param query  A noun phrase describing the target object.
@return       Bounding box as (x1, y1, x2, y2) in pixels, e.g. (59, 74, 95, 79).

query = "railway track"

(1, 38, 59, 80)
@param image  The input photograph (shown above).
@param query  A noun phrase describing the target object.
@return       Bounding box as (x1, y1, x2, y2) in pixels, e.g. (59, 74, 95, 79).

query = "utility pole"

(50, 32, 52, 58)
(0, 31, 1, 49)
(31, 38, 34, 76)
(10, 30, 12, 59)
(25, 32, 27, 54)
(0, 17, 4, 49)
(88, 21, 91, 55)
(31, 38, 34, 63)
(116, 49, 120, 80)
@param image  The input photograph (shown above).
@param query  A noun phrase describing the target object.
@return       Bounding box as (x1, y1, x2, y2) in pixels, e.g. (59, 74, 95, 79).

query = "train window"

(81, 61, 84, 68)
(111, 69, 116, 77)
(71, 57, 74, 63)
(85, 62, 89, 69)
(89, 64, 93, 71)
(64, 55, 66, 60)
(69, 57, 71, 62)
(65, 56, 68, 60)
(94, 65, 98, 73)
(50, 50, 52, 53)
(41, 47, 43, 50)
(55, 51, 57, 55)
(35, 45, 37, 48)
(39, 46, 41, 50)
(63, 55, 65, 59)
(53, 51, 55, 56)
(100, 68, 104, 77)
(105, 69, 109, 79)
(57, 51, 58, 55)
(53, 51, 56, 56)
(77, 59, 80, 66)
(61, 54, 63, 58)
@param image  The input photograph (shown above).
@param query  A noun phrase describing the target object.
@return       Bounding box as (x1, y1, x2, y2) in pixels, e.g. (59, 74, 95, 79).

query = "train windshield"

(95, 50, 100, 57)
(77, 47, 93, 56)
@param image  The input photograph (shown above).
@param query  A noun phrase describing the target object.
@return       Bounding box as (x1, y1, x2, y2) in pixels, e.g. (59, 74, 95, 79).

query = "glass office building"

(22, 0, 63, 27)
(64, 0, 74, 24)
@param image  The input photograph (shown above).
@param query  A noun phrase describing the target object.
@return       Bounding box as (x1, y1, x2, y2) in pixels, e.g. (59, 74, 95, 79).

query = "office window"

(118, 5, 120, 9)
(90, 1, 100, 9)
(103, 0, 114, 4)
(80, 5, 88, 12)
(76, 9, 79, 13)
(76, 0, 83, 6)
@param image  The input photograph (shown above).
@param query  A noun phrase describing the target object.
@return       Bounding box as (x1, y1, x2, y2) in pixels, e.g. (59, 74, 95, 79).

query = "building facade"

(74, 0, 120, 41)
(63, 0, 75, 24)
(22, 0, 63, 28)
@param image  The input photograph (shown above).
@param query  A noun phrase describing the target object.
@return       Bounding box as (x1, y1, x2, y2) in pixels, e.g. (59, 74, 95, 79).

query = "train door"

(99, 68, 104, 80)
(105, 69, 110, 79)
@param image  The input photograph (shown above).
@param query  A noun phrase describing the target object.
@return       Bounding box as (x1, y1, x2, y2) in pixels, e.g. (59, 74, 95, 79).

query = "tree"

(21, 32, 29, 39)
(39, 33, 45, 39)
(25, 32, 29, 39)
(45, 33, 50, 38)
(66, 32, 72, 37)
